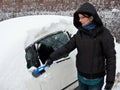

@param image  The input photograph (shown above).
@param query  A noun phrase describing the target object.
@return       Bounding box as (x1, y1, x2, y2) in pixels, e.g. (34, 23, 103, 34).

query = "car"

(24, 23, 78, 90)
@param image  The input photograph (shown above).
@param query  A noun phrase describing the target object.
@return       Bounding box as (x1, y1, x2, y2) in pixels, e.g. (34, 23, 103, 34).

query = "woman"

(46, 2, 116, 90)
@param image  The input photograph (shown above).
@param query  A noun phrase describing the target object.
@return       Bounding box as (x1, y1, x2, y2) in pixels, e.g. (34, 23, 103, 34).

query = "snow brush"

(32, 65, 47, 77)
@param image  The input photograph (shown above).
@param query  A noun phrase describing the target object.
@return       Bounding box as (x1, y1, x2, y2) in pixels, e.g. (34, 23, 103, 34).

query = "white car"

(24, 26, 78, 90)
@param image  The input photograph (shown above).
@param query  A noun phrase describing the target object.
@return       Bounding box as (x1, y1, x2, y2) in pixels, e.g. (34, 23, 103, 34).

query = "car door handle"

(56, 57, 71, 63)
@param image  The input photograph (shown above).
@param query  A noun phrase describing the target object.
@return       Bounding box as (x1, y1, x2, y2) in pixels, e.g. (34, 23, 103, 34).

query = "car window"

(40, 31, 70, 50)
(25, 45, 40, 69)
(36, 31, 70, 64)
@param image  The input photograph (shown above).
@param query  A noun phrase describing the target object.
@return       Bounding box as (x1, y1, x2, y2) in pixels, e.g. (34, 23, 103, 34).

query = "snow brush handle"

(32, 65, 47, 78)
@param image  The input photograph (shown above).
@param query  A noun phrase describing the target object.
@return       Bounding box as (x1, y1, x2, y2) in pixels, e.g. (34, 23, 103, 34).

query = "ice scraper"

(32, 65, 47, 77)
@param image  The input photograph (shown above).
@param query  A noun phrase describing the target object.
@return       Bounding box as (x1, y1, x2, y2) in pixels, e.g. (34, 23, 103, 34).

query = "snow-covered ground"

(0, 15, 120, 90)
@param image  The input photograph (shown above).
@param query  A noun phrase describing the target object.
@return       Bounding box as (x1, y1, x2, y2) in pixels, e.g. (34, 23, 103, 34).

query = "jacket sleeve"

(102, 29, 116, 85)
(49, 34, 76, 61)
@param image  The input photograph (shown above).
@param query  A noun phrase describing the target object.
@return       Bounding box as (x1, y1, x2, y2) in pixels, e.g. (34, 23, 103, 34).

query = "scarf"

(82, 22, 96, 32)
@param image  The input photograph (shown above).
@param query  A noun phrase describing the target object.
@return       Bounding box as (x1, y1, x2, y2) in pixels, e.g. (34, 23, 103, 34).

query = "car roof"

(24, 17, 77, 49)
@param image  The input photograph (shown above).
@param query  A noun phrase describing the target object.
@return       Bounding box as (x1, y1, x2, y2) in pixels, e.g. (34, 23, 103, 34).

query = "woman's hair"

(79, 12, 92, 18)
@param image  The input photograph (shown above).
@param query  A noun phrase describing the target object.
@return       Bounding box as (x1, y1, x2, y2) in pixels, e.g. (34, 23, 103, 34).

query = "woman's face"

(78, 14, 93, 26)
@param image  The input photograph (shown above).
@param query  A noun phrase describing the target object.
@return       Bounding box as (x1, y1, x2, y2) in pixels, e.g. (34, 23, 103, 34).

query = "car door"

(36, 31, 77, 90)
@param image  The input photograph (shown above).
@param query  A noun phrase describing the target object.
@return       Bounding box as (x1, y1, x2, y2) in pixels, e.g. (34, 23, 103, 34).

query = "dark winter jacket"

(50, 2, 116, 86)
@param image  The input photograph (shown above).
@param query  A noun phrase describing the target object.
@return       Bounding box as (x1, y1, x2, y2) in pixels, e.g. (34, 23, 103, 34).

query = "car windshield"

(39, 31, 70, 50)
(36, 31, 70, 64)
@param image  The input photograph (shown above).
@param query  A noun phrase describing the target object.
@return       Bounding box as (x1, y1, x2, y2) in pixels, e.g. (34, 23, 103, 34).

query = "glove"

(104, 82, 113, 90)
(46, 59, 53, 66)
